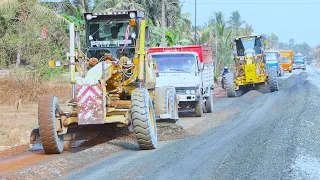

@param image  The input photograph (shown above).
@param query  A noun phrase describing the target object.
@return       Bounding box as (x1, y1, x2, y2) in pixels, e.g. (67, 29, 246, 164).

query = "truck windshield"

(294, 56, 304, 62)
(281, 57, 291, 63)
(266, 52, 278, 61)
(87, 20, 132, 47)
(151, 54, 197, 73)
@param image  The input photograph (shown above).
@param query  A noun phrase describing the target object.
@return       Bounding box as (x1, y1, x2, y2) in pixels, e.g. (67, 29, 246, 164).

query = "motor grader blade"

(29, 127, 102, 151)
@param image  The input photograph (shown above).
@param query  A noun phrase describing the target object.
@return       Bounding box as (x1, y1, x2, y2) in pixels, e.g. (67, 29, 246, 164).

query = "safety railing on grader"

(30, 10, 179, 154)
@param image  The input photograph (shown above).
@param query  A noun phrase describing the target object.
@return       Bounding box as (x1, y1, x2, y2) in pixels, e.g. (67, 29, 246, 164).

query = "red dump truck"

(148, 45, 214, 117)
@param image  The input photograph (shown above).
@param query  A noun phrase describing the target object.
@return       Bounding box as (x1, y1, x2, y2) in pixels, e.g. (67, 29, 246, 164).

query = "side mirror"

(145, 26, 150, 45)
(198, 62, 204, 71)
(264, 39, 268, 45)
(229, 43, 233, 49)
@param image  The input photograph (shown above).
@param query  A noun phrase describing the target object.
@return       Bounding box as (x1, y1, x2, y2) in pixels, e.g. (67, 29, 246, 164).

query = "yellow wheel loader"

(30, 10, 179, 154)
(225, 34, 279, 97)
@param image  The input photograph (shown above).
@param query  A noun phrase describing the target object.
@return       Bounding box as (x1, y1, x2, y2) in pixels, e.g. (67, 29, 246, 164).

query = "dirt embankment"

(0, 77, 71, 149)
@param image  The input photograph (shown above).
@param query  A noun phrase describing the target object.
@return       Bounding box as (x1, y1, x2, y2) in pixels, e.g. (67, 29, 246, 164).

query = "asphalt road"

(65, 66, 320, 180)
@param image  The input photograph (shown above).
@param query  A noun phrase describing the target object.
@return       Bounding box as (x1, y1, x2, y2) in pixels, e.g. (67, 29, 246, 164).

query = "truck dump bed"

(148, 45, 214, 64)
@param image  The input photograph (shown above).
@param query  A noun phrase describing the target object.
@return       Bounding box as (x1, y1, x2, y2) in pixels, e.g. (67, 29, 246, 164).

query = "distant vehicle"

(279, 50, 293, 73)
(293, 53, 306, 70)
(265, 50, 284, 77)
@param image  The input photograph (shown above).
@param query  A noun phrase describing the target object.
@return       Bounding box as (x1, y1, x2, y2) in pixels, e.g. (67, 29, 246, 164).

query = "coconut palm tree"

(241, 23, 254, 35)
(206, 12, 233, 71)
(228, 11, 245, 36)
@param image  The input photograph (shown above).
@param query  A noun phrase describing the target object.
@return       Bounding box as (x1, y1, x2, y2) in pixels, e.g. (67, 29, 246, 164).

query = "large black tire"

(268, 66, 279, 92)
(154, 86, 178, 122)
(131, 89, 157, 150)
(38, 95, 64, 154)
(221, 78, 225, 89)
(195, 101, 203, 117)
(205, 89, 214, 113)
(225, 73, 236, 97)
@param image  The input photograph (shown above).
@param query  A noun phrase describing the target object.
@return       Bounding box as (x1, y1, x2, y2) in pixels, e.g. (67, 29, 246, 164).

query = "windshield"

(241, 37, 255, 50)
(87, 20, 132, 47)
(151, 54, 197, 73)
(294, 56, 304, 62)
(236, 37, 262, 56)
(281, 57, 291, 63)
(266, 52, 278, 61)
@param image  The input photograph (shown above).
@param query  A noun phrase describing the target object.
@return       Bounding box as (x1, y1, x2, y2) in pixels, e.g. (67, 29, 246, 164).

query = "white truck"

(148, 45, 214, 117)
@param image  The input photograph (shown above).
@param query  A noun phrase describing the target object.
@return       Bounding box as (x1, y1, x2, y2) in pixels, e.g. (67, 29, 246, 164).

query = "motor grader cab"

(225, 34, 279, 97)
(30, 10, 179, 154)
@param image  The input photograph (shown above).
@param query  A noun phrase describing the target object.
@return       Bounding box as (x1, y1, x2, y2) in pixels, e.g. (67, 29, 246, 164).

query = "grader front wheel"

(131, 89, 157, 150)
(38, 95, 64, 154)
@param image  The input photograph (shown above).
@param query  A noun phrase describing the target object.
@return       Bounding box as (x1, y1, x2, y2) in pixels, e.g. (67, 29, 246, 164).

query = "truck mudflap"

(76, 84, 104, 125)
(155, 87, 179, 123)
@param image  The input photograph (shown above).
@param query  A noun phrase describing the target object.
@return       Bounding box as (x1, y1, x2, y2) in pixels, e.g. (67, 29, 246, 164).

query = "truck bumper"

(293, 65, 306, 70)
(177, 94, 201, 102)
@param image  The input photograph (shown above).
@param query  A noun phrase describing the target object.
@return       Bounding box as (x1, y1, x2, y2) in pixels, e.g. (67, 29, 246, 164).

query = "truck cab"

(265, 50, 284, 76)
(293, 53, 306, 70)
(148, 45, 214, 117)
(279, 50, 293, 73)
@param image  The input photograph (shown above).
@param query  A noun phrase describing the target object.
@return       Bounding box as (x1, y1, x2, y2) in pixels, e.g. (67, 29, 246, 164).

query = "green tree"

(268, 33, 279, 48)
(228, 10, 245, 37)
(206, 12, 233, 72)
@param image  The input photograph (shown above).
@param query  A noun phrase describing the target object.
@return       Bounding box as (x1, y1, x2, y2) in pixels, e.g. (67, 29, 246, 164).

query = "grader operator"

(30, 10, 179, 154)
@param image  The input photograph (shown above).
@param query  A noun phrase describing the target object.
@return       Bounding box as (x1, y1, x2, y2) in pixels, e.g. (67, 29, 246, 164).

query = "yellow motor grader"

(30, 10, 179, 154)
(225, 34, 279, 97)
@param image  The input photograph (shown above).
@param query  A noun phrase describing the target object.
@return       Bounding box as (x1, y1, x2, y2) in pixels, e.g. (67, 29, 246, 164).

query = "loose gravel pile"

(279, 72, 308, 90)
(157, 122, 187, 141)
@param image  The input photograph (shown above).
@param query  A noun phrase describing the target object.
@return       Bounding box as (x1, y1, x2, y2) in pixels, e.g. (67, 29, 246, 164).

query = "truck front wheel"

(195, 101, 203, 117)
(205, 89, 214, 113)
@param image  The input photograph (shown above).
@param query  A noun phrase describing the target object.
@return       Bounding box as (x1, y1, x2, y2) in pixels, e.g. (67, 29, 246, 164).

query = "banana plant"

(60, 7, 85, 30)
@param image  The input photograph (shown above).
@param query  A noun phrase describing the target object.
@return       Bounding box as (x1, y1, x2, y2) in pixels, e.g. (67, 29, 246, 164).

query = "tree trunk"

(161, 0, 165, 47)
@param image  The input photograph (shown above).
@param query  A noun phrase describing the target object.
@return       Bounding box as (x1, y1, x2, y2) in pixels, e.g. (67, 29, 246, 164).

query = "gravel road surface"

(2, 66, 320, 180)
(66, 66, 320, 180)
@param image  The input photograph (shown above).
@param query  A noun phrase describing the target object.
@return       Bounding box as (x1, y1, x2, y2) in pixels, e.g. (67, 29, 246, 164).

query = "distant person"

(182, 58, 195, 71)
(111, 26, 119, 39)
(221, 66, 230, 76)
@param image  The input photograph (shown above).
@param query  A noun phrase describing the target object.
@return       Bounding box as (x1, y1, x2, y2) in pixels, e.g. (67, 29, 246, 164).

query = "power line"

(183, 1, 320, 5)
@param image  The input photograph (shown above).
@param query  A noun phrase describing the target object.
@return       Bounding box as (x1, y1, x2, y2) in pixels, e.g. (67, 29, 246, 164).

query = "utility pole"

(161, 0, 166, 47)
(215, 23, 218, 73)
(194, 0, 197, 45)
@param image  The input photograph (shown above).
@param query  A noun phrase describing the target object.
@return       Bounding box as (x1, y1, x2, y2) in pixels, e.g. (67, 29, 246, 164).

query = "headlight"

(186, 90, 190, 94)
(86, 14, 92, 20)
(129, 12, 136, 19)
(191, 90, 195, 94)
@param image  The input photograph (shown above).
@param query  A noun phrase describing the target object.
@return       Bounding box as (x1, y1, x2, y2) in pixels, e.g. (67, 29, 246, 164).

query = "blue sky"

(181, 0, 320, 47)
